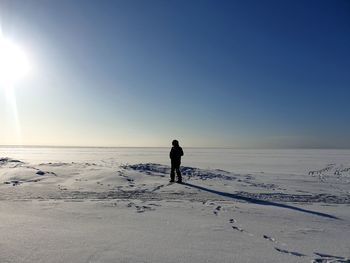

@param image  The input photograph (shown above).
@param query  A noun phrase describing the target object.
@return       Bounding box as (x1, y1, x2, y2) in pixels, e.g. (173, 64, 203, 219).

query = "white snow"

(0, 147, 349, 263)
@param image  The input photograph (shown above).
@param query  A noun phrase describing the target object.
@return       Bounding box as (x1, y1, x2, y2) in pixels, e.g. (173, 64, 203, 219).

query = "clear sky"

(0, 0, 349, 148)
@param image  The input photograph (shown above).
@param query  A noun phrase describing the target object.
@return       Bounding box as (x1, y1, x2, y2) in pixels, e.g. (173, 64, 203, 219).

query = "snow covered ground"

(0, 147, 349, 263)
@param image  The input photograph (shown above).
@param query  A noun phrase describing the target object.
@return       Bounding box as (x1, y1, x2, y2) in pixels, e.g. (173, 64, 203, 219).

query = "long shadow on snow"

(184, 183, 339, 220)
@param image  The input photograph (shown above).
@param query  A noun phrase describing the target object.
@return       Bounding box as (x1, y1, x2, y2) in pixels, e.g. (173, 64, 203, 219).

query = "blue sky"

(0, 0, 349, 147)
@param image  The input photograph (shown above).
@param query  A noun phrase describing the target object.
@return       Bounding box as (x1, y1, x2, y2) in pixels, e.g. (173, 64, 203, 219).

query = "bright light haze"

(0, 0, 349, 148)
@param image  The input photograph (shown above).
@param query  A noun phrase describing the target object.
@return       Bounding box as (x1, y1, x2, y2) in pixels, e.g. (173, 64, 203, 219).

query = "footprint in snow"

(228, 218, 245, 233)
(213, 205, 222, 215)
(312, 252, 349, 263)
(231, 226, 244, 232)
(127, 202, 135, 208)
(135, 205, 155, 213)
(148, 203, 161, 207)
(263, 235, 276, 242)
(4, 180, 22, 186)
(274, 247, 305, 257)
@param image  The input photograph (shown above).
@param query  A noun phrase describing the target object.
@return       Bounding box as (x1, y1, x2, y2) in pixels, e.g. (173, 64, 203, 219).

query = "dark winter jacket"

(170, 146, 184, 163)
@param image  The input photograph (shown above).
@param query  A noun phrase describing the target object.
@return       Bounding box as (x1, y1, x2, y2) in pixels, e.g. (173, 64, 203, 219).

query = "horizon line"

(0, 144, 349, 150)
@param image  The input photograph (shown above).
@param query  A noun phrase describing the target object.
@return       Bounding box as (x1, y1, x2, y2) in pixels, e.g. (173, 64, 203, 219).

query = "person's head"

(172, 139, 179, 147)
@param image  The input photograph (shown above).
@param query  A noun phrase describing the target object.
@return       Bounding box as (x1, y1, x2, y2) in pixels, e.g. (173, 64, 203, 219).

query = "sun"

(0, 37, 30, 86)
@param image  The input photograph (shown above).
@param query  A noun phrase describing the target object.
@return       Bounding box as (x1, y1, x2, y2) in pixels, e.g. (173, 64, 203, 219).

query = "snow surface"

(0, 147, 349, 263)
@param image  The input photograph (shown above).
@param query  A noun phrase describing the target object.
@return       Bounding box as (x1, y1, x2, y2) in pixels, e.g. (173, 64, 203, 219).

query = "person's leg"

(170, 164, 175, 182)
(176, 163, 182, 182)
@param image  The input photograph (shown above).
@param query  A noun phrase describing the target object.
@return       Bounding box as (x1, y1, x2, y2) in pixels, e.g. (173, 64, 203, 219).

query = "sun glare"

(0, 37, 30, 86)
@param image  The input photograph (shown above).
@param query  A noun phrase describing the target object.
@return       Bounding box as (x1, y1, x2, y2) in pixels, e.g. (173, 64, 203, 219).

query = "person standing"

(169, 139, 184, 183)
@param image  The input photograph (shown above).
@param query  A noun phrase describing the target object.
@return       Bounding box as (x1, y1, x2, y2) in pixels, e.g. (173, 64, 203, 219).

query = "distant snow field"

(0, 147, 349, 263)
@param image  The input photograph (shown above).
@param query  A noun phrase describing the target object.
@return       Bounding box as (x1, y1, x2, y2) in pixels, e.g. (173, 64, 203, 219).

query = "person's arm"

(180, 147, 184, 156)
(170, 148, 173, 159)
